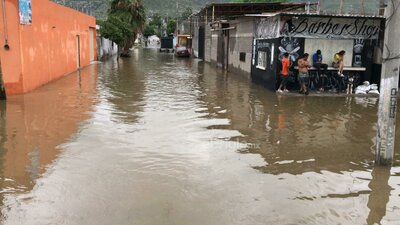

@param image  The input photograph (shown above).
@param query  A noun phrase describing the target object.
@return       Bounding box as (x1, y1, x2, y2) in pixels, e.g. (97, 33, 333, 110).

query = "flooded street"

(0, 48, 399, 225)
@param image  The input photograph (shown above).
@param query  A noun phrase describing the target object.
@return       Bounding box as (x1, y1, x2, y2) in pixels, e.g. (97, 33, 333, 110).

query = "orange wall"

(0, 0, 97, 95)
(0, 1, 23, 94)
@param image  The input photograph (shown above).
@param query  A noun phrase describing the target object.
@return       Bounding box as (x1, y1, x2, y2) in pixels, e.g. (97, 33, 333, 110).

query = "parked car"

(174, 34, 192, 57)
(175, 46, 190, 57)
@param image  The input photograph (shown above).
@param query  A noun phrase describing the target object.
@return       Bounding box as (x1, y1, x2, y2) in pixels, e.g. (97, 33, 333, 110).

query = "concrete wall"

(211, 33, 218, 64)
(203, 23, 219, 64)
(228, 18, 255, 78)
(96, 25, 118, 60)
(204, 24, 212, 62)
(192, 22, 199, 58)
(193, 17, 255, 78)
(97, 37, 118, 60)
(0, 0, 96, 95)
(304, 38, 353, 66)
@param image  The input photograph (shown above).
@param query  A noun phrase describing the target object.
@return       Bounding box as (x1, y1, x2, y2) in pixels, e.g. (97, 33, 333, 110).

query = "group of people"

(277, 50, 346, 95)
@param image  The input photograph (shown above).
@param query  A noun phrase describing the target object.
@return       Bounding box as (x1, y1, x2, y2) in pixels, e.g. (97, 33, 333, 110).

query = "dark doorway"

(198, 26, 205, 60)
(76, 35, 81, 69)
(217, 31, 229, 70)
(0, 61, 6, 100)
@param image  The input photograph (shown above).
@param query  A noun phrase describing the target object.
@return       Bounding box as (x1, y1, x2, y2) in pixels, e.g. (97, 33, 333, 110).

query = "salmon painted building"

(0, 0, 97, 97)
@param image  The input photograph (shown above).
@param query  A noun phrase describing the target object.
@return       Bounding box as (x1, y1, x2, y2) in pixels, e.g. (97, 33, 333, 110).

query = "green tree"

(180, 7, 192, 19)
(166, 19, 176, 35)
(149, 13, 163, 37)
(101, 0, 146, 57)
(99, 17, 132, 46)
(143, 24, 156, 37)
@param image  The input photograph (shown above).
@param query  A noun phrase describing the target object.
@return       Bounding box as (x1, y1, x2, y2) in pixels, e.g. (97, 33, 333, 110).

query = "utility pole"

(380, 0, 386, 15)
(339, 0, 344, 14)
(376, 0, 400, 166)
(360, 0, 365, 15)
(176, 0, 179, 35)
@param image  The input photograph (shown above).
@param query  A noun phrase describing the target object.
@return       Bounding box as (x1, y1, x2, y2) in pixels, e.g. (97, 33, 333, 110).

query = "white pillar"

(376, 0, 400, 165)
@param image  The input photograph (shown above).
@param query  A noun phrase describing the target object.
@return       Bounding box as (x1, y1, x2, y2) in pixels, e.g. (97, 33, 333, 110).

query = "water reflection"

(0, 66, 98, 200)
(192, 60, 400, 224)
(99, 59, 145, 124)
(195, 61, 380, 174)
(367, 166, 392, 225)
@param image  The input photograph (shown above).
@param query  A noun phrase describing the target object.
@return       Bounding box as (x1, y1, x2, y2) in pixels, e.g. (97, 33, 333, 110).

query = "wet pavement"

(0, 48, 399, 225)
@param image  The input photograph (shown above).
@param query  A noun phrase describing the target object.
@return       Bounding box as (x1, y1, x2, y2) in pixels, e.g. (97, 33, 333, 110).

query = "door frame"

(0, 60, 6, 100)
(198, 26, 205, 60)
(76, 35, 81, 69)
(89, 28, 95, 62)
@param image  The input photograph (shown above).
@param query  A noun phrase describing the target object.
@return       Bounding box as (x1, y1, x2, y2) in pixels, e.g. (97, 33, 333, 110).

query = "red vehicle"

(176, 46, 190, 57)
(175, 34, 192, 57)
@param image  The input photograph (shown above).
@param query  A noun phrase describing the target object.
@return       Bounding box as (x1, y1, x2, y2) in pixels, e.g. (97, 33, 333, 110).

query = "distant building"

(0, 0, 97, 96)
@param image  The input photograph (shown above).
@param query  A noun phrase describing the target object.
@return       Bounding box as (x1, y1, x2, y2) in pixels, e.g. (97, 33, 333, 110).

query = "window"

(257, 51, 267, 70)
(240, 52, 246, 62)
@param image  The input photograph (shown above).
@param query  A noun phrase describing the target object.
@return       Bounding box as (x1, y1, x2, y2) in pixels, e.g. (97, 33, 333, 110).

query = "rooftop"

(195, 2, 316, 20)
(245, 11, 385, 20)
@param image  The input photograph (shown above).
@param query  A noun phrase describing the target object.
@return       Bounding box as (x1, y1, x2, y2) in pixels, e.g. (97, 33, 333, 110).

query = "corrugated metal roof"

(245, 12, 385, 20)
(194, 2, 313, 19)
(282, 12, 385, 19)
(202, 2, 308, 8)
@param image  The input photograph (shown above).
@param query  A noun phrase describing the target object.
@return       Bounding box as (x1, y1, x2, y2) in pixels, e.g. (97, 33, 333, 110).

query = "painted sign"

(352, 39, 364, 67)
(278, 37, 301, 62)
(256, 17, 280, 39)
(283, 17, 381, 39)
(390, 88, 398, 119)
(19, 0, 32, 25)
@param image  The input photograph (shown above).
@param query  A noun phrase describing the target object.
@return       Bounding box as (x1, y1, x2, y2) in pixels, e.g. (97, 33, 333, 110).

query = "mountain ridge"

(54, 0, 231, 19)
(54, 0, 381, 20)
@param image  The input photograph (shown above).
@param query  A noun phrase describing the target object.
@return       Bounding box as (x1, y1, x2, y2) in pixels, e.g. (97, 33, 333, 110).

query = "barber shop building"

(251, 13, 384, 90)
(190, 3, 386, 93)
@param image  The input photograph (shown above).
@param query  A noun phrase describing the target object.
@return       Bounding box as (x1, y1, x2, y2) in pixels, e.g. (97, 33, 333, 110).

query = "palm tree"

(109, 0, 146, 57)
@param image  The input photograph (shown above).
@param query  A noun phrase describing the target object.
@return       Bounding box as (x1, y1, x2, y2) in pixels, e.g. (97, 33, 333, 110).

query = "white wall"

(228, 18, 255, 75)
(96, 26, 118, 60)
(205, 25, 212, 62)
(211, 34, 218, 63)
(304, 38, 353, 66)
(97, 37, 118, 60)
(192, 23, 199, 58)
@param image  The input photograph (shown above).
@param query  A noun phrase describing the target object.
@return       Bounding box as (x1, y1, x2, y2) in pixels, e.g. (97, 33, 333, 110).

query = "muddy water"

(0, 48, 399, 225)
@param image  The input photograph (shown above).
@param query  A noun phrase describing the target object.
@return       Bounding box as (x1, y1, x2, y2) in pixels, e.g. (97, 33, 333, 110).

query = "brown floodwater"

(0, 48, 399, 225)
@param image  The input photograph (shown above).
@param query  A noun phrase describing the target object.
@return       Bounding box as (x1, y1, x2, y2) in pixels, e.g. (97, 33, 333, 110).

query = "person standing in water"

(297, 53, 310, 95)
(277, 53, 291, 93)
